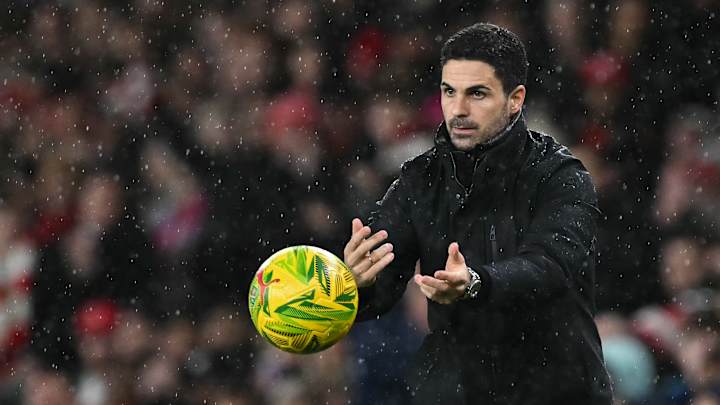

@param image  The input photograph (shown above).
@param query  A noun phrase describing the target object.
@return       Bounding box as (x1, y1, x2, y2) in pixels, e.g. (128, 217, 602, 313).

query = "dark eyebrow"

(440, 82, 492, 93)
(465, 85, 491, 93)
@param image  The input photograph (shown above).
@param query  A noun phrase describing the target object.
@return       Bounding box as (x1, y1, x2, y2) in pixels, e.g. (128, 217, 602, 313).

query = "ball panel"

(248, 281, 261, 327)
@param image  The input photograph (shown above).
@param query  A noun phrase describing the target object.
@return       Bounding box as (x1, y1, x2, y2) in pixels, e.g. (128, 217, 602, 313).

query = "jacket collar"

(435, 111, 528, 170)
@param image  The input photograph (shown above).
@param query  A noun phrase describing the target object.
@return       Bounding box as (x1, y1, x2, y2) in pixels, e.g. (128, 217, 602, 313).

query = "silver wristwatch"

(462, 266, 483, 300)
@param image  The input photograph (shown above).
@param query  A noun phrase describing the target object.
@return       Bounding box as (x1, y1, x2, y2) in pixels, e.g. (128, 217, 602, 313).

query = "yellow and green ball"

(248, 245, 358, 354)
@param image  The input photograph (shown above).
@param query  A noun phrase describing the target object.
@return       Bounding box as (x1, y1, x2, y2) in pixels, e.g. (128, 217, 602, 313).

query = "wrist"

(461, 266, 483, 300)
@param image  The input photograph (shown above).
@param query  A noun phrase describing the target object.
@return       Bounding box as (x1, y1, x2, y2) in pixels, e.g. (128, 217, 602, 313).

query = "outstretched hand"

(343, 218, 395, 288)
(414, 242, 470, 304)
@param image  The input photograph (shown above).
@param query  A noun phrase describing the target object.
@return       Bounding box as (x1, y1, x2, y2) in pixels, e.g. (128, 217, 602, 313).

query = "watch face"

(468, 277, 482, 298)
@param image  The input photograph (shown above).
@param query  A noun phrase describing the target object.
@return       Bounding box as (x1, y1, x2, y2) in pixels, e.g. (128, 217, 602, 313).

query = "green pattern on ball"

(248, 245, 359, 354)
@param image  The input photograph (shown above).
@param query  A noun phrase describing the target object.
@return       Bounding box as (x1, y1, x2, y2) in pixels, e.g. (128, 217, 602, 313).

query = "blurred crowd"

(0, 0, 718, 404)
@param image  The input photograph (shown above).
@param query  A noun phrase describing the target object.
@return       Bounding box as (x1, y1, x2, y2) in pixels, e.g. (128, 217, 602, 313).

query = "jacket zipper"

(489, 224, 499, 396)
(490, 224, 498, 264)
(485, 224, 498, 397)
(449, 153, 480, 198)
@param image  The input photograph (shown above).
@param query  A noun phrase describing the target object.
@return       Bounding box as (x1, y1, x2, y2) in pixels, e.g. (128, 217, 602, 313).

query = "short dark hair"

(440, 23, 528, 94)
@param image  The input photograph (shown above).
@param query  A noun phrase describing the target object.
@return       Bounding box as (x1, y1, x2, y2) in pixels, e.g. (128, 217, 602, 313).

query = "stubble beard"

(449, 107, 511, 151)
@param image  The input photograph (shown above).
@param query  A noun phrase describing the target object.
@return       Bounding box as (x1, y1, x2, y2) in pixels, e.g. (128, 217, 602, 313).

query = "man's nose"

(450, 96, 469, 117)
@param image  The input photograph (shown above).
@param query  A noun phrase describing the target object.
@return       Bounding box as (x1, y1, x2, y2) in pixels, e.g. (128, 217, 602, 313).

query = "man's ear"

(508, 85, 526, 114)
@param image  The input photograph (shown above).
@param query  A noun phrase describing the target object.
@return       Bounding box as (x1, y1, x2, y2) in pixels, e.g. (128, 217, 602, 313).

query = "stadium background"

(0, 0, 718, 404)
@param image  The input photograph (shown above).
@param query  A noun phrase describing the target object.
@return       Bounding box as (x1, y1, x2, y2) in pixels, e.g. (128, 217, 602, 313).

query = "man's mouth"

(451, 127, 477, 135)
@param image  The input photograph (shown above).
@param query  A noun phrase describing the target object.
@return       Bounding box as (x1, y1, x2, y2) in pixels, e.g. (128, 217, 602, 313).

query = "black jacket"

(357, 114, 613, 404)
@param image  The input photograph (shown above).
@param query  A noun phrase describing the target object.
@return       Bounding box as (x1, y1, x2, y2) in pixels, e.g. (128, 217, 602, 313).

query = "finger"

(349, 253, 372, 275)
(415, 276, 435, 299)
(349, 225, 372, 250)
(417, 275, 449, 291)
(418, 283, 435, 300)
(448, 242, 459, 256)
(347, 241, 392, 280)
(360, 252, 395, 284)
(447, 242, 465, 265)
(434, 270, 466, 286)
(369, 242, 393, 263)
(347, 230, 388, 264)
(352, 218, 363, 233)
(344, 225, 372, 259)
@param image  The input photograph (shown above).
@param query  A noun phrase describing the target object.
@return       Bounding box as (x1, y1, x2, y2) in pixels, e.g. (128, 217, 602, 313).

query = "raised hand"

(414, 242, 470, 304)
(343, 218, 395, 288)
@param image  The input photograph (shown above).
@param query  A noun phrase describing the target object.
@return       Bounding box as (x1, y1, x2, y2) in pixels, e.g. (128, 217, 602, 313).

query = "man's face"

(440, 59, 525, 151)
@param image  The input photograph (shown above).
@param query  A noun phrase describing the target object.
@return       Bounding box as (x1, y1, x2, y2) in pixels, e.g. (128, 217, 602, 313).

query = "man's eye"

(443, 88, 455, 96)
(471, 91, 486, 98)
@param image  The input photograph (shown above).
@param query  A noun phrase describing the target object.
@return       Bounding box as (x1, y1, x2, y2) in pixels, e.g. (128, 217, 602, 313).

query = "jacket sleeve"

(356, 169, 420, 321)
(480, 159, 600, 307)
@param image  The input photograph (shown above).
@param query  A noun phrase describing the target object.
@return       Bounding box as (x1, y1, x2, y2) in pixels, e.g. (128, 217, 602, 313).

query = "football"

(248, 245, 359, 354)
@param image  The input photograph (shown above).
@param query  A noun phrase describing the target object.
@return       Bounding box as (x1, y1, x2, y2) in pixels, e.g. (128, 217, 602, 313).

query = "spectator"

(0, 206, 35, 402)
(31, 173, 155, 371)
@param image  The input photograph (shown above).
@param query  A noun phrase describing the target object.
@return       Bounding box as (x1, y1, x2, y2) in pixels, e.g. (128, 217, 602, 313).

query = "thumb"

(447, 242, 466, 268)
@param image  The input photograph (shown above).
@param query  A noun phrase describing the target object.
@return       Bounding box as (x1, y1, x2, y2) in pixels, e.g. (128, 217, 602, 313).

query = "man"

(344, 23, 613, 404)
